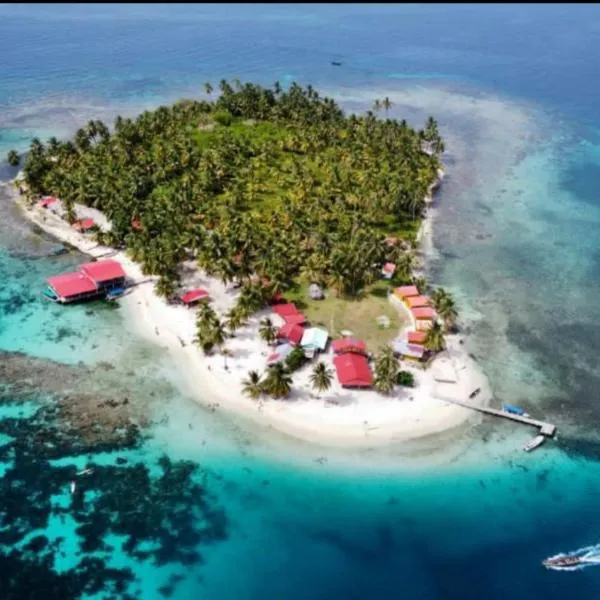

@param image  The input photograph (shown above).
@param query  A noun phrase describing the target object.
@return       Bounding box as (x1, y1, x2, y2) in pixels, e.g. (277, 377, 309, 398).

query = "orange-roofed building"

(408, 330, 427, 345)
(412, 307, 435, 320)
(406, 295, 430, 309)
(394, 285, 419, 299)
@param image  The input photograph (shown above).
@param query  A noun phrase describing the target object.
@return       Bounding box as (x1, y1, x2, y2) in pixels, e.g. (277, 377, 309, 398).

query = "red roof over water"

(331, 338, 367, 355)
(181, 288, 209, 304)
(273, 303, 299, 317)
(408, 330, 427, 344)
(333, 353, 373, 387)
(277, 323, 304, 345)
(283, 312, 306, 325)
(73, 218, 96, 231)
(47, 271, 97, 298)
(80, 259, 126, 283)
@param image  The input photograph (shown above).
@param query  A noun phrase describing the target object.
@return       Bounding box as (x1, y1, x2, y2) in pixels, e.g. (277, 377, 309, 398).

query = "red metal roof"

(408, 330, 427, 344)
(333, 353, 373, 387)
(406, 295, 430, 308)
(47, 271, 97, 298)
(74, 218, 96, 231)
(412, 307, 436, 319)
(181, 288, 209, 304)
(283, 312, 306, 325)
(331, 338, 367, 355)
(382, 262, 396, 274)
(79, 259, 126, 283)
(277, 323, 304, 345)
(273, 303, 299, 317)
(395, 285, 419, 298)
(39, 197, 57, 207)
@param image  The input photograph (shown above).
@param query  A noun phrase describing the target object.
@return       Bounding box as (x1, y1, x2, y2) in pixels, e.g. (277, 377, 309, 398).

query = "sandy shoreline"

(10, 178, 493, 449)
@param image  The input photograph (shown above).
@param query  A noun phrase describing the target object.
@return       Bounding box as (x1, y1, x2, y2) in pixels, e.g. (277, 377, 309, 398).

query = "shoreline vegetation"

(9, 80, 492, 448)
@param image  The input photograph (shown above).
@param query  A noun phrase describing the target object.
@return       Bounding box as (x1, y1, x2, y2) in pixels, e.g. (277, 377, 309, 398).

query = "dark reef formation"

(0, 352, 229, 599)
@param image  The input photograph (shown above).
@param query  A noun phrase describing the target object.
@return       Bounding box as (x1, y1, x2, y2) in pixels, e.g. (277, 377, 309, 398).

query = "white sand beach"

(14, 186, 493, 448)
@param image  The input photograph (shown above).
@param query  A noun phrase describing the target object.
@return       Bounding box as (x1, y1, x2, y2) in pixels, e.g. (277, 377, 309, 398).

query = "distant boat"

(502, 403, 530, 418)
(70, 481, 76, 495)
(42, 287, 59, 302)
(331, 61, 342, 67)
(76, 468, 93, 476)
(543, 554, 583, 570)
(522, 435, 545, 453)
(106, 286, 126, 301)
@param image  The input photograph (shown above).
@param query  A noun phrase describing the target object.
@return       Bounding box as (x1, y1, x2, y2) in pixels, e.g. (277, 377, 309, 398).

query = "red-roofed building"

(39, 197, 57, 208)
(131, 219, 143, 231)
(412, 307, 435, 320)
(381, 262, 396, 279)
(283, 312, 307, 326)
(80, 260, 126, 285)
(408, 330, 427, 345)
(277, 323, 304, 345)
(394, 285, 419, 300)
(331, 338, 367, 356)
(406, 295, 430, 309)
(73, 218, 96, 232)
(273, 303, 299, 318)
(181, 288, 209, 306)
(46, 271, 98, 303)
(333, 353, 373, 388)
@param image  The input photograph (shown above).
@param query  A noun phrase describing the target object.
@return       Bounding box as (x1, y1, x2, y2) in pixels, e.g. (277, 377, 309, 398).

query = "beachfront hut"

(277, 323, 304, 346)
(39, 196, 57, 208)
(412, 306, 436, 331)
(79, 259, 126, 292)
(266, 342, 294, 366)
(381, 262, 396, 280)
(333, 353, 373, 388)
(407, 330, 427, 345)
(406, 295, 430, 309)
(308, 283, 324, 300)
(394, 285, 419, 300)
(331, 337, 367, 356)
(283, 312, 307, 326)
(73, 218, 97, 232)
(46, 271, 99, 304)
(300, 327, 329, 352)
(180, 288, 210, 307)
(392, 339, 426, 362)
(273, 303, 299, 318)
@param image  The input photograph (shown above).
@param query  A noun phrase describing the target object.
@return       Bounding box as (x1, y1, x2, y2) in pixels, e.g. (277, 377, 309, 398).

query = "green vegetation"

(424, 321, 445, 352)
(373, 344, 399, 395)
(17, 80, 444, 329)
(6, 150, 20, 167)
(310, 361, 334, 398)
(396, 370, 415, 387)
(430, 287, 458, 332)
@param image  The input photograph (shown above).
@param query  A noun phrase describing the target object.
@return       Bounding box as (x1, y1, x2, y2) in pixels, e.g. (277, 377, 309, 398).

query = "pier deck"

(442, 398, 557, 437)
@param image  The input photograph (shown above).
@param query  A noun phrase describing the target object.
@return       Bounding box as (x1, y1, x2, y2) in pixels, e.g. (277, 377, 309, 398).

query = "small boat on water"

(543, 553, 587, 571)
(76, 468, 94, 476)
(331, 61, 342, 66)
(502, 403, 530, 418)
(106, 286, 126, 301)
(522, 435, 545, 453)
(70, 481, 76, 495)
(43, 287, 59, 302)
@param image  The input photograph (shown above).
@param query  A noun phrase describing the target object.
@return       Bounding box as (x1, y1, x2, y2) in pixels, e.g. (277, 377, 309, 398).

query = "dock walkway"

(443, 398, 557, 437)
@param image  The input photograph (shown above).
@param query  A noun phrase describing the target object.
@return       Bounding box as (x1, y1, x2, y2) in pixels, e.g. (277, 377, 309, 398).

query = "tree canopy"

(18, 80, 444, 300)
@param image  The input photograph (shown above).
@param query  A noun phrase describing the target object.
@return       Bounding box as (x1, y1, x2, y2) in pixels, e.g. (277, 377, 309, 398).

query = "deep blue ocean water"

(2, 4, 600, 599)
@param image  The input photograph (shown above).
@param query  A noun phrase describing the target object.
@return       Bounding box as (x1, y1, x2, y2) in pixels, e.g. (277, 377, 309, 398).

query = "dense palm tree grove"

(17, 80, 444, 304)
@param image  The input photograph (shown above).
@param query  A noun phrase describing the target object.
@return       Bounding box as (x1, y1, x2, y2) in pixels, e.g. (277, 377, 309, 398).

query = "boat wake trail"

(544, 544, 600, 571)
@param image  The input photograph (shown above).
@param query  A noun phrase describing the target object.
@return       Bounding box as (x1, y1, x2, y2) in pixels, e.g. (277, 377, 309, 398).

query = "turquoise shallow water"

(2, 4, 600, 599)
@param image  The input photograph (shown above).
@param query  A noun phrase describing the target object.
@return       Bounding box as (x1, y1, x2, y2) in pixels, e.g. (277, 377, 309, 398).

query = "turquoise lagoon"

(2, 4, 600, 599)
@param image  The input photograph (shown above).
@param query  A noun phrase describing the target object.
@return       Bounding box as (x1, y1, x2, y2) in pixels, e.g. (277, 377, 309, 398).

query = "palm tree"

(310, 361, 333, 399)
(372, 99, 382, 115)
(258, 317, 278, 345)
(263, 363, 293, 399)
(204, 82, 213, 98)
(382, 97, 393, 118)
(430, 288, 458, 332)
(225, 307, 245, 334)
(6, 150, 20, 167)
(373, 344, 398, 395)
(423, 321, 445, 352)
(242, 370, 263, 400)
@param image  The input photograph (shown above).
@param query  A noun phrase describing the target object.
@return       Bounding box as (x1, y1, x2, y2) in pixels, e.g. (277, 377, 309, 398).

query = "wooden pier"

(443, 398, 557, 438)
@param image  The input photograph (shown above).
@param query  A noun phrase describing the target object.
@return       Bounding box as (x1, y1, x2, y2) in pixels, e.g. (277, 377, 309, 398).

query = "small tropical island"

(9, 80, 491, 447)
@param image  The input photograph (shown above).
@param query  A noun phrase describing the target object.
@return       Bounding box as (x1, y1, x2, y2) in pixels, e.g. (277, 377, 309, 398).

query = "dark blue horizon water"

(3, 4, 600, 599)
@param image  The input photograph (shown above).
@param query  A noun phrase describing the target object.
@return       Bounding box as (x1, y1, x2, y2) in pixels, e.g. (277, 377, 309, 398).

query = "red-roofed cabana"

(277, 323, 304, 345)
(333, 354, 373, 388)
(408, 330, 427, 345)
(406, 295, 430, 309)
(283, 312, 307, 326)
(39, 197, 57, 208)
(273, 303, 299, 318)
(331, 338, 367, 355)
(394, 285, 419, 299)
(80, 260, 126, 284)
(181, 288, 209, 306)
(73, 218, 96, 232)
(381, 262, 396, 279)
(412, 307, 436, 320)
